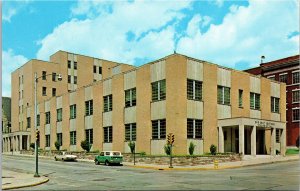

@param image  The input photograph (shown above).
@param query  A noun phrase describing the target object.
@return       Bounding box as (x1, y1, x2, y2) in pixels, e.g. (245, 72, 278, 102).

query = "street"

(2, 155, 300, 190)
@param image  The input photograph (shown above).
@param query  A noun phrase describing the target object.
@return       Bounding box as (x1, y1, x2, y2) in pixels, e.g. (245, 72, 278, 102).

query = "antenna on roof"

(261, 55, 265, 64)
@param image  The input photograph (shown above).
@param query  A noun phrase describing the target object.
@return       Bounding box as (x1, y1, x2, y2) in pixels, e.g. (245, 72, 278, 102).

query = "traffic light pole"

(169, 144, 173, 168)
(34, 73, 40, 177)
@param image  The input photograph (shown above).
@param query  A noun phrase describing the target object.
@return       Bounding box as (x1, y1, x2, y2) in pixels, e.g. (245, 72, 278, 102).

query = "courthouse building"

(3, 51, 287, 156)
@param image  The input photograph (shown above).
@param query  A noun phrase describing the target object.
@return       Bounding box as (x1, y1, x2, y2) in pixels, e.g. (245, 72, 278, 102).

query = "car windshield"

(113, 152, 120, 156)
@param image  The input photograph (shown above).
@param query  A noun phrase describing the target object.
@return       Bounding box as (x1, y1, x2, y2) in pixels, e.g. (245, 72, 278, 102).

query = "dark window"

(26, 117, 31, 128)
(292, 90, 300, 103)
(292, 72, 300, 84)
(85, 100, 93, 116)
(250, 92, 260, 110)
(93, 65, 97, 73)
(52, 72, 56, 81)
(45, 112, 51, 124)
(70, 104, 77, 119)
(267, 76, 275, 81)
(70, 131, 76, 145)
(85, 129, 93, 144)
(52, 88, 56, 97)
(42, 87, 47, 96)
(103, 95, 113, 112)
(151, 80, 166, 101)
(276, 129, 280, 143)
(74, 76, 77, 84)
(125, 123, 136, 141)
(239, 89, 243, 108)
(57, 133, 62, 146)
(68, 75, 71, 83)
(187, 119, 202, 139)
(57, 108, 62, 122)
(218, 86, 230, 105)
(125, 88, 136, 107)
(68, 60, 71, 69)
(74, 62, 77, 70)
(152, 119, 166, 139)
(187, 79, 202, 101)
(42, 71, 46, 80)
(293, 109, 300, 121)
(271, 97, 280, 113)
(37, 114, 40, 126)
(279, 74, 288, 83)
(99, 67, 102, 74)
(45, 135, 50, 147)
(104, 126, 113, 143)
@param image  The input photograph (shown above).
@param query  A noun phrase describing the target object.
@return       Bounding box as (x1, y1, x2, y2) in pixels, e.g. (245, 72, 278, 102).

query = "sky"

(2, 0, 299, 97)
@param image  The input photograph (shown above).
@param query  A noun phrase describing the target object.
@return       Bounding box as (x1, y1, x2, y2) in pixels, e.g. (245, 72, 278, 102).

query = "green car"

(95, 151, 123, 166)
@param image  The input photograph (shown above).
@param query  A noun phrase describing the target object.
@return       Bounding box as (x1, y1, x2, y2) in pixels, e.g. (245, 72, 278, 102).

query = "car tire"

(54, 157, 57, 161)
(95, 160, 100, 165)
(105, 160, 110, 166)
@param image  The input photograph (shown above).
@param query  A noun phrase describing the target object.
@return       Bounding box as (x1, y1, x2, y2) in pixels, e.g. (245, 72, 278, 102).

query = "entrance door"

(235, 129, 239, 153)
(256, 130, 265, 154)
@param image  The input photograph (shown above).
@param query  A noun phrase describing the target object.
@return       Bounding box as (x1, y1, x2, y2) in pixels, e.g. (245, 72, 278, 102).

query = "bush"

(81, 140, 91, 152)
(30, 143, 35, 149)
(128, 141, 135, 154)
(164, 144, 172, 155)
(189, 142, 196, 155)
(139, 151, 146, 156)
(210, 144, 217, 155)
(54, 141, 61, 151)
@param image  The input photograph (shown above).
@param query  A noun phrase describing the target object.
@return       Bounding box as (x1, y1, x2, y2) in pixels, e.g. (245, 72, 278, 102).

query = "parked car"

(95, 151, 123, 166)
(54, 152, 77, 162)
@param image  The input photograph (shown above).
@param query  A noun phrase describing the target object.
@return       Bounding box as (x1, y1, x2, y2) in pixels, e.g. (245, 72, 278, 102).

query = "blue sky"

(2, 0, 299, 97)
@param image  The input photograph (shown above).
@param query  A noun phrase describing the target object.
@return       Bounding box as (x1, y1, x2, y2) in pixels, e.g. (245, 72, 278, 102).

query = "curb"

(2, 177, 49, 190)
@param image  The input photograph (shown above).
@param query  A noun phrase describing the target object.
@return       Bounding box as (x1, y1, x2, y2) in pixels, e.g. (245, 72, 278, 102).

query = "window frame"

(151, 119, 166, 140)
(187, 79, 202, 101)
(217, 86, 231, 105)
(85, 100, 93, 116)
(42, 87, 47, 96)
(271, 97, 280, 113)
(292, 90, 300, 103)
(151, 79, 166, 102)
(187, 118, 203, 139)
(292, 108, 300, 122)
(70, 131, 77, 145)
(103, 95, 113, 112)
(238, 89, 243, 108)
(292, 71, 300, 84)
(70, 104, 77, 119)
(45, 112, 51, 124)
(125, 88, 136, 108)
(57, 133, 62, 146)
(57, 108, 63, 122)
(85, 129, 93, 144)
(45, 135, 50, 147)
(250, 92, 261, 110)
(103, 126, 113, 143)
(125, 123, 136, 141)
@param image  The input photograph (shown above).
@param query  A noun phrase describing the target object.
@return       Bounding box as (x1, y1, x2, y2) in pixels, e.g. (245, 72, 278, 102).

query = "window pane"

(125, 90, 131, 107)
(152, 120, 159, 139)
(217, 86, 223, 104)
(109, 95, 112, 111)
(279, 74, 287, 83)
(224, 87, 230, 105)
(132, 88, 136, 106)
(160, 119, 166, 139)
(239, 90, 243, 107)
(195, 120, 202, 139)
(195, 81, 202, 101)
(160, 80, 166, 100)
(187, 80, 194, 100)
(125, 124, 130, 141)
(187, 119, 193, 138)
(293, 72, 300, 84)
(293, 90, 300, 103)
(132, 123, 136, 141)
(152, 82, 159, 101)
(250, 93, 255, 109)
(293, 109, 300, 121)
(255, 94, 260, 110)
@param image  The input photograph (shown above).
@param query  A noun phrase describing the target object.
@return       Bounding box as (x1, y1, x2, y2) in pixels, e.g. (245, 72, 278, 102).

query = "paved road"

(2, 155, 300, 190)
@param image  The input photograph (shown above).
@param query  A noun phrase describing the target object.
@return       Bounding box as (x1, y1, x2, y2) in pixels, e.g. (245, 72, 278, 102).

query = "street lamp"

(34, 72, 62, 177)
(261, 55, 265, 64)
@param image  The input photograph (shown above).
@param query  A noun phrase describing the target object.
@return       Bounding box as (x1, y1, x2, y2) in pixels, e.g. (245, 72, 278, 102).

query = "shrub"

(189, 142, 196, 155)
(128, 141, 136, 154)
(30, 143, 35, 149)
(54, 141, 61, 151)
(164, 144, 172, 155)
(81, 140, 91, 152)
(139, 151, 146, 156)
(210, 144, 217, 155)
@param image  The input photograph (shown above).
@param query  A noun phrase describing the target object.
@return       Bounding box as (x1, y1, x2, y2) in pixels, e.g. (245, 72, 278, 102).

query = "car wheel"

(54, 157, 57, 161)
(105, 160, 110, 166)
(95, 160, 99, 165)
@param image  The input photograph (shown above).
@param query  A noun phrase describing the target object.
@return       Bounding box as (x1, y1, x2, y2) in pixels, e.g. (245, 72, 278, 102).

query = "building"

(3, 51, 287, 156)
(245, 55, 299, 148)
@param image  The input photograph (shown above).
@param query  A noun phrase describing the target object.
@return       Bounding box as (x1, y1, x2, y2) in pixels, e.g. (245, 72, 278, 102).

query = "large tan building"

(3, 51, 287, 156)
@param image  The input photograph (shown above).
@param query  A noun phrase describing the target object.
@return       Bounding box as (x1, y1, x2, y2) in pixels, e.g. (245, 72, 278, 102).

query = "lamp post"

(34, 72, 62, 177)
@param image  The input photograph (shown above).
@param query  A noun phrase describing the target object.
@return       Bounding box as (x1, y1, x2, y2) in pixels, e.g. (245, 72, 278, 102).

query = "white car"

(54, 152, 77, 161)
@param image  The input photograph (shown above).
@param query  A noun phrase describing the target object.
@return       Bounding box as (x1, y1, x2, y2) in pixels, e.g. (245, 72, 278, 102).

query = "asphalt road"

(2, 155, 300, 190)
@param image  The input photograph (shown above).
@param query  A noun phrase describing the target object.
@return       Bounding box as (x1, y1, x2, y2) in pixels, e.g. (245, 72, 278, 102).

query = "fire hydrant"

(214, 159, 219, 169)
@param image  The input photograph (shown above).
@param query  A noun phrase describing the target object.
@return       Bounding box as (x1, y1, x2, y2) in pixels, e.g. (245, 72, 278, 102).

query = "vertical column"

(218, 126, 224, 153)
(280, 128, 286, 156)
(271, 128, 276, 156)
(8, 138, 10, 152)
(20, 135, 23, 151)
(27, 135, 30, 150)
(239, 125, 244, 155)
(251, 126, 256, 156)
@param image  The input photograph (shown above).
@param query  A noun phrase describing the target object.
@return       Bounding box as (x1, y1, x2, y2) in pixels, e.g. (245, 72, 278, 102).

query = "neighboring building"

(245, 55, 299, 148)
(2, 97, 11, 152)
(3, 51, 287, 156)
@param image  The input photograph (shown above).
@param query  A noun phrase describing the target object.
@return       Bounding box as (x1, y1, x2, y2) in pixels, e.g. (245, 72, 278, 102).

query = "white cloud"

(2, 1, 31, 23)
(37, 1, 192, 64)
(3, 8, 17, 22)
(2, 50, 28, 97)
(177, 0, 299, 68)
(215, 0, 224, 7)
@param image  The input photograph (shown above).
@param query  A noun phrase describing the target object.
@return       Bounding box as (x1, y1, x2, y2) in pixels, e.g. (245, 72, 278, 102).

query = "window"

(99, 67, 102, 74)
(85, 100, 93, 116)
(93, 65, 97, 73)
(293, 109, 300, 121)
(57, 108, 62, 122)
(52, 72, 56, 81)
(26, 117, 31, 128)
(125, 88, 136, 107)
(85, 129, 93, 144)
(239, 89, 243, 108)
(70, 104, 77, 119)
(218, 86, 230, 105)
(152, 119, 166, 139)
(187, 79, 202, 101)
(70, 131, 77, 145)
(57, 133, 62, 146)
(68, 60, 71, 69)
(152, 79, 166, 101)
(74, 62, 77, 70)
(74, 76, 77, 84)
(103, 95, 112, 112)
(103, 126, 113, 143)
(42, 87, 47, 96)
(292, 90, 300, 103)
(279, 74, 288, 83)
(125, 123, 136, 141)
(267, 76, 275, 81)
(52, 88, 56, 97)
(37, 114, 40, 126)
(68, 75, 71, 83)
(187, 119, 202, 139)
(42, 71, 46, 80)
(250, 92, 260, 110)
(271, 97, 280, 113)
(45, 135, 50, 147)
(276, 129, 280, 143)
(292, 72, 300, 84)
(45, 112, 51, 124)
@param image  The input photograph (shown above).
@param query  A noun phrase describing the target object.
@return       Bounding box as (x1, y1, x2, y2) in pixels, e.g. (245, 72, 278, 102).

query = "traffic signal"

(167, 134, 171, 145)
(36, 130, 40, 142)
(171, 134, 175, 144)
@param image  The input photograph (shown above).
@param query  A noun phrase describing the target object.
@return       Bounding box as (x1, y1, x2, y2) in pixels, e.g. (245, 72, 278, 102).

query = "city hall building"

(2, 51, 287, 156)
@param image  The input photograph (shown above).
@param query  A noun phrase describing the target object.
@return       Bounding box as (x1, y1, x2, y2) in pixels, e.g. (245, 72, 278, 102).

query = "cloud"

(2, 50, 28, 97)
(3, 8, 17, 22)
(177, 0, 299, 69)
(2, 1, 31, 23)
(36, 1, 192, 64)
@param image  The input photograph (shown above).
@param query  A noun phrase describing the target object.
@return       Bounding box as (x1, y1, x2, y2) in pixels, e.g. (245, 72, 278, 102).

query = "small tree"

(81, 140, 91, 152)
(189, 142, 196, 155)
(55, 141, 61, 151)
(210, 144, 217, 155)
(164, 144, 171, 155)
(128, 141, 135, 154)
(30, 143, 35, 150)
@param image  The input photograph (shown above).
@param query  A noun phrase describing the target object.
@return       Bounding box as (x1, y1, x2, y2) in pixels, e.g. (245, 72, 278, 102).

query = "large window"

(42, 87, 47, 96)
(250, 92, 260, 110)
(93, 65, 97, 73)
(45, 135, 50, 147)
(292, 90, 300, 103)
(271, 97, 280, 113)
(26, 117, 31, 128)
(45, 112, 51, 124)
(85, 129, 93, 144)
(152, 119, 166, 139)
(279, 74, 288, 83)
(57, 108, 62, 122)
(52, 88, 56, 97)
(37, 114, 40, 126)
(70, 131, 76, 145)
(125, 88, 136, 107)
(292, 71, 300, 84)
(74, 61, 77, 70)
(276, 129, 280, 143)
(187, 119, 202, 139)
(70, 104, 77, 119)
(104, 126, 113, 143)
(74, 76, 77, 84)
(103, 95, 113, 112)
(85, 100, 93, 116)
(125, 123, 136, 141)
(187, 79, 202, 101)
(68, 75, 71, 83)
(152, 80, 166, 101)
(68, 60, 71, 69)
(42, 71, 46, 80)
(217, 86, 230, 105)
(292, 109, 300, 121)
(57, 133, 62, 146)
(52, 72, 56, 81)
(239, 89, 243, 108)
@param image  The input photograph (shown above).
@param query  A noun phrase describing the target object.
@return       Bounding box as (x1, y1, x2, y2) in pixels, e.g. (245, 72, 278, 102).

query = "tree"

(55, 141, 61, 151)
(189, 142, 196, 155)
(81, 140, 91, 152)
(128, 141, 135, 154)
(164, 144, 171, 155)
(210, 144, 217, 155)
